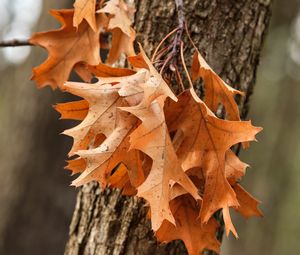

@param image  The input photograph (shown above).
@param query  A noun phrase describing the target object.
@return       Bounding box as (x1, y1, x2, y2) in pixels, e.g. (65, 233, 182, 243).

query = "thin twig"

(160, 54, 173, 75)
(154, 46, 172, 63)
(185, 22, 197, 50)
(180, 42, 193, 88)
(175, 65, 185, 92)
(0, 39, 33, 47)
(151, 28, 179, 62)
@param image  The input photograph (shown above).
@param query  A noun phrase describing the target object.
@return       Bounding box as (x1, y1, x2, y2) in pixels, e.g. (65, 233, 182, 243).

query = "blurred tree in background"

(0, 0, 76, 254)
(0, 0, 299, 254)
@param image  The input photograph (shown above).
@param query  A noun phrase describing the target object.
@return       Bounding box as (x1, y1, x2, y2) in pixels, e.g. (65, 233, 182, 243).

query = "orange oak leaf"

(55, 99, 88, 121)
(64, 133, 105, 176)
(73, 0, 97, 31)
(98, 0, 135, 64)
(72, 110, 137, 187)
(122, 149, 147, 189)
(73, 62, 94, 82)
(134, 45, 177, 105)
(30, 9, 108, 89)
(166, 88, 261, 236)
(62, 70, 146, 155)
(61, 68, 148, 187)
(111, 152, 152, 193)
(128, 52, 148, 69)
(73, 62, 136, 83)
(107, 28, 136, 65)
(108, 163, 137, 195)
(192, 50, 243, 121)
(88, 63, 136, 77)
(156, 195, 220, 255)
(233, 184, 263, 219)
(98, 0, 132, 36)
(63, 82, 121, 155)
(65, 157, 86, 175)
(122, 96, 201, 231)
(225, 150, 248, 184)
(167, 149, 248, 206)
(178, 149, 248, 185)
(108, 152, 146, 195)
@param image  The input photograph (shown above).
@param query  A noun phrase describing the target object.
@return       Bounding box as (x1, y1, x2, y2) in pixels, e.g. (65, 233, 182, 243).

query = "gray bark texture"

(64, 0, 272, 254)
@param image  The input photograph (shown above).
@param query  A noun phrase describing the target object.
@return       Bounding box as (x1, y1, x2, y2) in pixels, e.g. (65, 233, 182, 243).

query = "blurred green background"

(0, 0, 299, 254)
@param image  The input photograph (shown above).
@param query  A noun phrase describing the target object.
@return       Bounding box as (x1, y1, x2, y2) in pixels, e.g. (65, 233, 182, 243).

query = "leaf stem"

(184, 22, 197, 51)
(151, 28, 179, 62)
(180, 42, 193, 88)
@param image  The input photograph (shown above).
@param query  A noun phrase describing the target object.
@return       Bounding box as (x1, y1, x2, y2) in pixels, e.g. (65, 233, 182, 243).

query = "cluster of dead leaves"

(30, 1, 263, 254)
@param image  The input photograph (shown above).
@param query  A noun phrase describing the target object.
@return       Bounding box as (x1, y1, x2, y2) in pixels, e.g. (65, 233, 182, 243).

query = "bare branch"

(0, 39, 33, 47)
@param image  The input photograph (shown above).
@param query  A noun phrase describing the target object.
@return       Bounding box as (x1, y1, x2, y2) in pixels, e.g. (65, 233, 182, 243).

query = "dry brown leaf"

(225, 150, 248, 185)
(123, 149, 146, 188)
(74, 62, 137, 83)
(89, 63, 136, 77)
(192, 50, 243, 121)
(98, 0, 135, 64)
(63, 82, 121, 155)
(98, 0, 132, 35)
(73, 0, 97, 31)
(65, 157, 86, 175)
(233, 184, 263, 219)
(62, 70, 146, 155)
(156, 195, 220, 255)
(30, 9, 108, 89)
(62, 68, 147, 187)
(166, 88, 261, 236)
(128, 52, 148, 69)
(107, 28, 136, 64)
(122, 95, 201, 231)
(72, 111, 137, 187)
(135, 45, 177, 104)
(73, 62, 94, 82)
(108, 152, 146, 195)
(172, 148, 247, 184)
(109, 163, 130, 189)
(168, 149, 248, 203)
(55, 99, 88, 121)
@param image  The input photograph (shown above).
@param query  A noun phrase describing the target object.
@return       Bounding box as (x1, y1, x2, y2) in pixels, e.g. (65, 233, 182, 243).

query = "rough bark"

(64, 0, 272, 254)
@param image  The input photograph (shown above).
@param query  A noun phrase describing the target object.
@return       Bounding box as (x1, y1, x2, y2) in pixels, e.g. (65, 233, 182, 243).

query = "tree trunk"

(64, 1, 272, 254)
